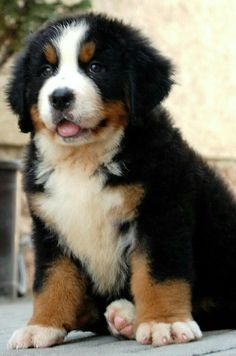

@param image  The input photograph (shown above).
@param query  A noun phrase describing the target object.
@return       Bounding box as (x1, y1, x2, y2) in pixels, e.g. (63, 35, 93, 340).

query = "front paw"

(7, 325, 66, 349)
(136, 320, 202, 347)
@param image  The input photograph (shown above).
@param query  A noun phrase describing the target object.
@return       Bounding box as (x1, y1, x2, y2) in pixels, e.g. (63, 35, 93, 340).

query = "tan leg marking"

(131, 252, 192, 326)
(29, 257, 97, 331)
(130, 252, 202, 346)
(8, 257, 98, 349)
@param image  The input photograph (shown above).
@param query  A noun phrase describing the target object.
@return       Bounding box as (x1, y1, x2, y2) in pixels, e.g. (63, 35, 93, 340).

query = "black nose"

(49, 88, 74, 111)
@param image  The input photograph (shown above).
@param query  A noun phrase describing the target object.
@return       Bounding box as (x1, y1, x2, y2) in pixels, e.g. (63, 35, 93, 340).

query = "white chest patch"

(32, 158, 135, 295)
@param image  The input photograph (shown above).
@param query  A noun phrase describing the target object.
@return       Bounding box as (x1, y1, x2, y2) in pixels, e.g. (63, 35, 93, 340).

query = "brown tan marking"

(109, 184, 145, 222)
(103, 101, 128, 129)
(91, 100, 128, 139)
(44, 44, 57, 65)
(31, 105, 46, 132)
(28, 257, 98, 331)
(131, 251, 192, 329)
(79, 41, 96, 63)
(31, 105, 56, 141)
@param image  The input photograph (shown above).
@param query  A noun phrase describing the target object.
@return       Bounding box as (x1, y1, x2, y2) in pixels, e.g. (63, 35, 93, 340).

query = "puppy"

(6, 13, 236, 349)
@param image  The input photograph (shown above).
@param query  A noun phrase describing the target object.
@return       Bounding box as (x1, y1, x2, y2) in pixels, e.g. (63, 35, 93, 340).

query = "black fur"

(7, 13, 236, 333)
(6, 51, 33, 132)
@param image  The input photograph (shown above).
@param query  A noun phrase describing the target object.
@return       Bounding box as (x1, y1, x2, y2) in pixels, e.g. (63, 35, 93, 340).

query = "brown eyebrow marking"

(44, 44, 58, 65)
(79, 41, 96, 63)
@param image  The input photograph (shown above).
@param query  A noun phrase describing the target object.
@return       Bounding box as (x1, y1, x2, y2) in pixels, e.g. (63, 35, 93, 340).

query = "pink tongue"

(57, 120, 80, 137)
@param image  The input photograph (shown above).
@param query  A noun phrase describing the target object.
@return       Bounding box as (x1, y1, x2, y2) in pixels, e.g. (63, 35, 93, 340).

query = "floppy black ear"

(6, 50, 33, 133)
(127, 42, 174, 124)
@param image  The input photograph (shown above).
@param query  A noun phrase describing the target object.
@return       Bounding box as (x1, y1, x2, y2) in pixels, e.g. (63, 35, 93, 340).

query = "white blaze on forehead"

(54, 21, 89, 71)
(38, 20, 103, 132)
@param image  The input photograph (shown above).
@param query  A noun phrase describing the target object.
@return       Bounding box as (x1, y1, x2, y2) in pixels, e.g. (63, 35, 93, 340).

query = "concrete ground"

(1, 298, 236, 356)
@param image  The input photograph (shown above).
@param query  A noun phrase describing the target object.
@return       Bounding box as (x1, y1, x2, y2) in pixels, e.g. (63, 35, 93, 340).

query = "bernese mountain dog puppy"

(6, 13, 236, 349)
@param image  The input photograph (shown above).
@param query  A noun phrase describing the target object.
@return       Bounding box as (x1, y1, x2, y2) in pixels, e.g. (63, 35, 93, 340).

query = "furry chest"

(31, 164, 141, 294)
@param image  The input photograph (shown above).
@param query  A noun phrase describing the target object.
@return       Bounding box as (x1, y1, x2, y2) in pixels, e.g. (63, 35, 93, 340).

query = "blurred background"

(0, 0, 235, 298)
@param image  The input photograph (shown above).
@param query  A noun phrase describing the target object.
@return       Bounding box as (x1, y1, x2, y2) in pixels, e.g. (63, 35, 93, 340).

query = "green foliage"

(0, 0, 92, 66)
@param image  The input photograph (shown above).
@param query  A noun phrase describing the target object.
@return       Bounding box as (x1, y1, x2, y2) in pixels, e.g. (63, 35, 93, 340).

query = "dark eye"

(40, 64, 54, 78)
(88, 61, 104, 74)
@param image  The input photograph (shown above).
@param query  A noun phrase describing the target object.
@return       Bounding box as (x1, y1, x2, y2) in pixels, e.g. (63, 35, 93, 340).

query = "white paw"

(7, 325, 66, 349)
(104, 299, 136, 339)
(136, 320, 202, 347)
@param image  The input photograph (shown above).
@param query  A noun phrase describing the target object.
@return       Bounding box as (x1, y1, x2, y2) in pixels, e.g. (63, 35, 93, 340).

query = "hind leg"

(105, 299, 136, 339)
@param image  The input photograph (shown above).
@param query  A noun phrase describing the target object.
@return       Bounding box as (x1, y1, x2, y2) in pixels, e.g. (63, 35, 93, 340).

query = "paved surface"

(1, 298, 236, 355)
